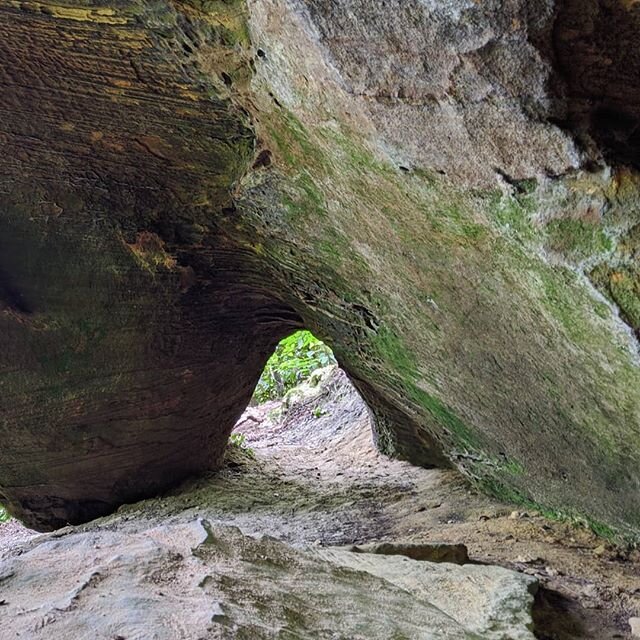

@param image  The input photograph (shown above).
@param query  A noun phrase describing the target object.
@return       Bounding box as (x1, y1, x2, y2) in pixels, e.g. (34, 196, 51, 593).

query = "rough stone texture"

(0, 0, 301, 529)
(0, 0, 639, 537)
(4, 363, 638, 639)
(318, 548, 538, 640)
(298, 0, 580, 185)
(239, 0, 640, 539)
(0, 518, 537, 639)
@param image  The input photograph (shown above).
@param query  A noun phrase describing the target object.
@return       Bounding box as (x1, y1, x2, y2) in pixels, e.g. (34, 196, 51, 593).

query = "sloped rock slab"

(319, 547, 538, 640)
(0, 519, 536, 639)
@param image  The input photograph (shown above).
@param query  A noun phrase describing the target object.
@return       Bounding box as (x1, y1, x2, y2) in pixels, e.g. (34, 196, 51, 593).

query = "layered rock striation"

(0, 0, 639, 536)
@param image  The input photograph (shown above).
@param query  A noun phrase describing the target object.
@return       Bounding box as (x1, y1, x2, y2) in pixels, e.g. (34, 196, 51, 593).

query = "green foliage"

(228, 432, 254, 458)
(229, 432, 248, 448)
(0, 505, 9, 523)
(253, 330, 336, 403)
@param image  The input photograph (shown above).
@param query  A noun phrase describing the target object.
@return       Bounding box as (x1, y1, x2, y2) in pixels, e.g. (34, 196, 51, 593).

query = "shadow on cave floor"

(1, 336, 639, 638)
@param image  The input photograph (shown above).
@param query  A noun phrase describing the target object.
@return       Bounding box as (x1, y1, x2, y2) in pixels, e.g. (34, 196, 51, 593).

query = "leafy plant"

(253, 330, 336, 403)
(228, 432, 255, 458)
(0, 505, 9, 523)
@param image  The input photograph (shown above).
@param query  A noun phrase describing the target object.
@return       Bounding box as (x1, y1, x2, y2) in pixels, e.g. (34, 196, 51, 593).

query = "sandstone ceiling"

(0, 0, 638, 538)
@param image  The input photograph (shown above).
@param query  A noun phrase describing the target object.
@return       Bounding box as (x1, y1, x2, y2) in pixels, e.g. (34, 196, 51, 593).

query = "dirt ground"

(2, 368, 639, 639)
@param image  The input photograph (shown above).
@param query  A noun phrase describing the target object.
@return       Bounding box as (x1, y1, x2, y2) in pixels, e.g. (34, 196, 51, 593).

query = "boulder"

(0, 518, 537, 639)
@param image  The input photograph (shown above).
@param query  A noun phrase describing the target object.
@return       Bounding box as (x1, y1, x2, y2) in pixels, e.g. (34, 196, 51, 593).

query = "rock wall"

(0, 0, 302, 528)
(0, 0, 639, 537)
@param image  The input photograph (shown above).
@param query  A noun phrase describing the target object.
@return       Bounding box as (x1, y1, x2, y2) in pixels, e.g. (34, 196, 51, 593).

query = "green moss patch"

(590, 264, 640, 334)
(235, 91, 640, 540)
(545, 218, 613, 261)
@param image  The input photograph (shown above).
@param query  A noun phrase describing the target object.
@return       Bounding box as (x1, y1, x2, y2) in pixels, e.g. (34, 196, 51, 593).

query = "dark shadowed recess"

(0, 212, 307, 530)
(533, 0, 640, 168)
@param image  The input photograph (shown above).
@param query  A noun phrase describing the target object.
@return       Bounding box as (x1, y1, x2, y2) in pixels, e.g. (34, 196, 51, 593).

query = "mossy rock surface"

(0, 0, 639, 539)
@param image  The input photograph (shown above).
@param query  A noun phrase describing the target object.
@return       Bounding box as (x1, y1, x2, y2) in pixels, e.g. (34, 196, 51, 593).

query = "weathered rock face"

(0, 0, 302, 528)
(1, 0, 639, 536)
(0, 519, 538, 639)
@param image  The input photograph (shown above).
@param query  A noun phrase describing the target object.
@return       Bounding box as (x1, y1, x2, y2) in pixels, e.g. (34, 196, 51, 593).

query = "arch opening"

(252, 330, 337, 405)
(231, 330, 376, 454)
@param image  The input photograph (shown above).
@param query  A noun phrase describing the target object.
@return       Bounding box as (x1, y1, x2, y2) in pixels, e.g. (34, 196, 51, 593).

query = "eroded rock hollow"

(1, 0, 639, 536)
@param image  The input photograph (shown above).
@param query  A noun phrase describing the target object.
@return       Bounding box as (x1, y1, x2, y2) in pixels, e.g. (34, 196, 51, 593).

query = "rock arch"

(0, 0, 639, 538)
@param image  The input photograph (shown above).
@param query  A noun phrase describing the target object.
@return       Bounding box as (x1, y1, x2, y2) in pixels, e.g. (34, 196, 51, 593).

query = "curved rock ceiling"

(0, 0, 638, 537)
